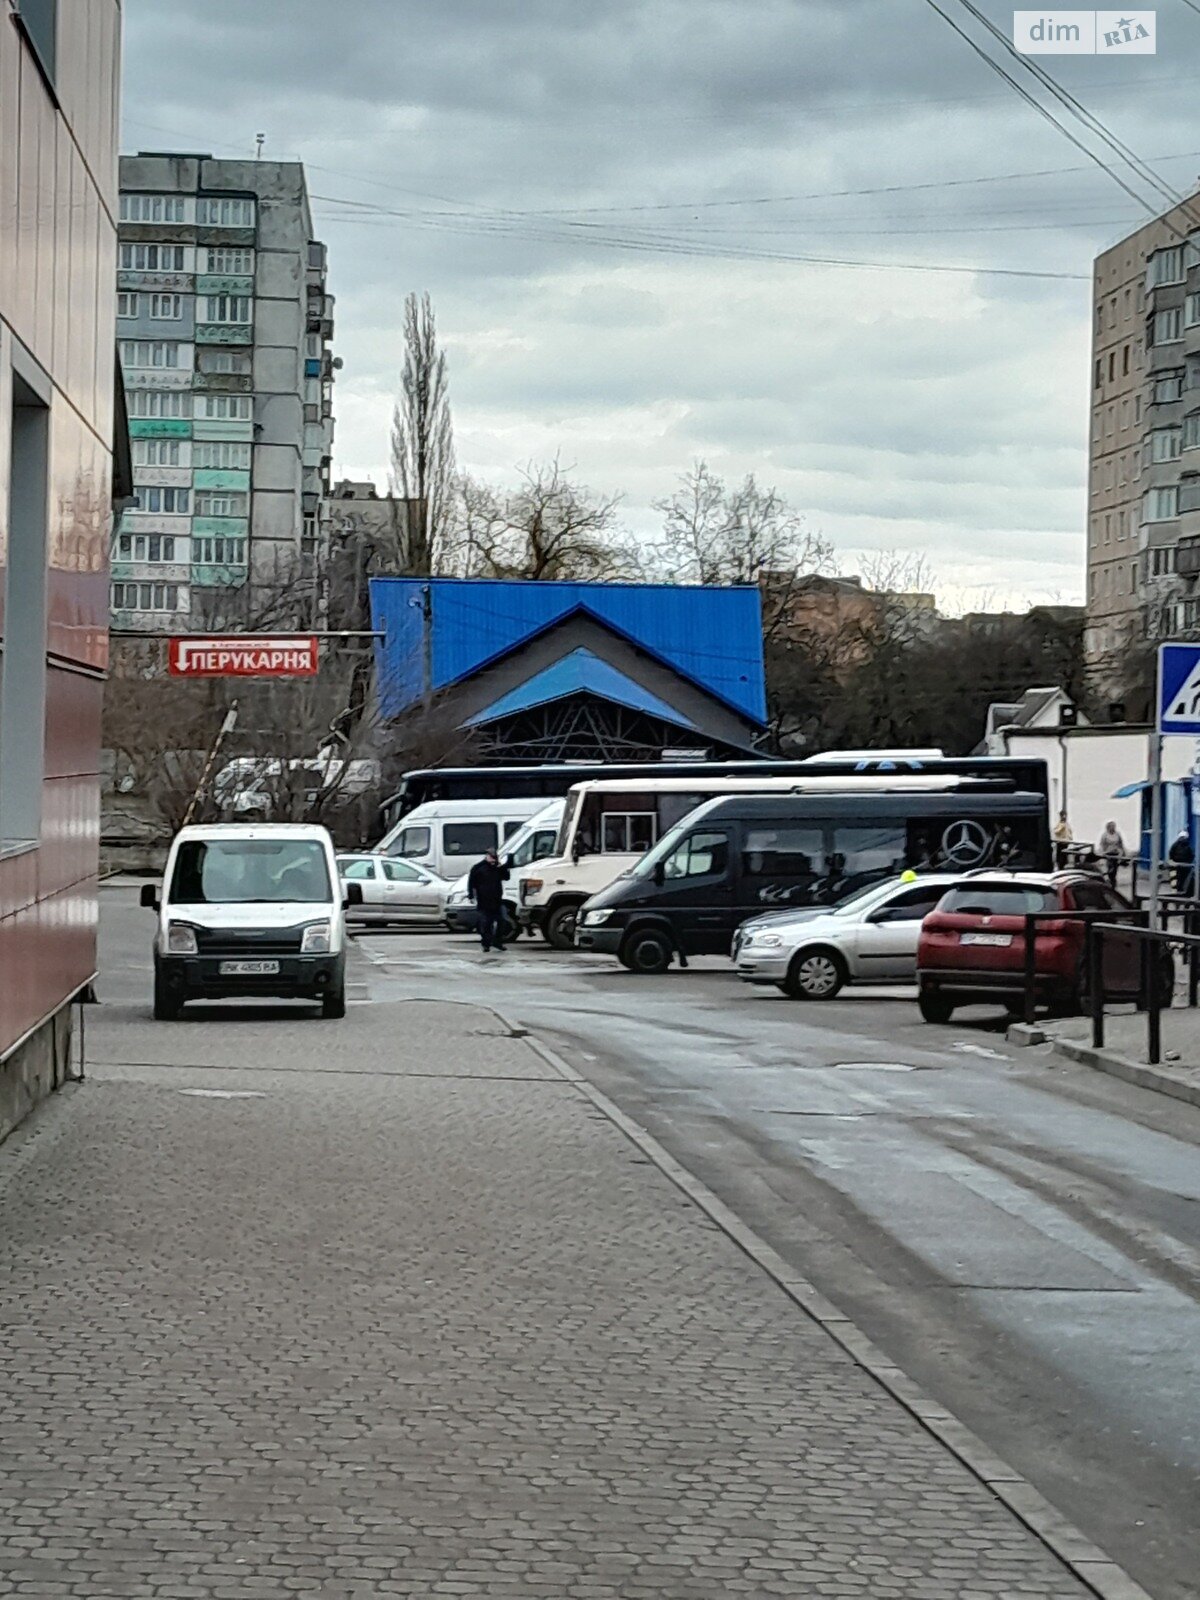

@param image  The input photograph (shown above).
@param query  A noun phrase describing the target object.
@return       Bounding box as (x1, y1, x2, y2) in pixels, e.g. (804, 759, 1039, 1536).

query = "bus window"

(444, 822, 498, 858)
(602, 812, 657, 853)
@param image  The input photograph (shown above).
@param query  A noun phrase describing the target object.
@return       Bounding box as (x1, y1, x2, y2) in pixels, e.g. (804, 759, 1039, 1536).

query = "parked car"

(915, 870, 1169, 1023)
(141, 823, 359, 1019)
(337, 853, 448, 927)
(735, 874, 960, 999)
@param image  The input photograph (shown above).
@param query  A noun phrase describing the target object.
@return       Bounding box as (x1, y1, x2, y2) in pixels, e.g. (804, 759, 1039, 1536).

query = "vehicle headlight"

(523, 878, 543, 899)
(166, 924, 198, 955)
(301, 922, 332, 954)
(447, 889, 468, 907)
(582, 909, 612, 926)
(747, 933, 783, 949)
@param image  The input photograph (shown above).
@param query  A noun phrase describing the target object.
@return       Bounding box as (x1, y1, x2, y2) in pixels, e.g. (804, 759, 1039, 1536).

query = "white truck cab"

(141, 823, 360, 1020)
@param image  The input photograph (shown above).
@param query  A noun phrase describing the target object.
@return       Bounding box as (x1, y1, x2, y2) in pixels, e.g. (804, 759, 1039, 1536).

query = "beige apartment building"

(1086, 193, 1200, 687)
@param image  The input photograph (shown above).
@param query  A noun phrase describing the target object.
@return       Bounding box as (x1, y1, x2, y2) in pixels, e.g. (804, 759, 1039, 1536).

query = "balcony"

(1177, 538, 1200, 578)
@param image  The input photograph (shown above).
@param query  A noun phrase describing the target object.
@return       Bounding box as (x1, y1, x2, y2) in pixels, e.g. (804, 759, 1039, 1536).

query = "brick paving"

(0, 994, 1093, 1598)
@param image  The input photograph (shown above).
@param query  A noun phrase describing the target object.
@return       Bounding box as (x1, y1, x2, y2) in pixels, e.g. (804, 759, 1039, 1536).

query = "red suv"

(916, 871, 1158, 1024)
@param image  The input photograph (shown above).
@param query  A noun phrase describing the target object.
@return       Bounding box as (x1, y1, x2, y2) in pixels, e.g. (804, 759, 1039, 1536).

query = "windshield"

(508, 826, 559, 868)
(937, 884, 1057, 916)
(628, 816, 694, 878)
(168, 838, 332, 905)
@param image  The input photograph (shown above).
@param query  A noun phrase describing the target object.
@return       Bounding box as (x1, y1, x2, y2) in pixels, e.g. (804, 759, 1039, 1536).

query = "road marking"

(952, 1041, 1008, 1060)
(178, 1088, 266, 1099)
(831, 1061, 916, 1072)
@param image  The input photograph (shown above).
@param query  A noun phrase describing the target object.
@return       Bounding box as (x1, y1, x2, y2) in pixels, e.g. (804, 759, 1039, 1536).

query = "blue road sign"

(1158, 642, 1200, 733)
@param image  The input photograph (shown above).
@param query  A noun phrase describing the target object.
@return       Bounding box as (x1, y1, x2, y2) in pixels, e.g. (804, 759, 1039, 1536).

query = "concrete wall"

(0, 1006, 74, 1148)
(1004, 726, 1198, 846)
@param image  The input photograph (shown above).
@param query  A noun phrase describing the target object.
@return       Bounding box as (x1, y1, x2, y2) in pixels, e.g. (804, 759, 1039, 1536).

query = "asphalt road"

(102, 888, 1200, 1600)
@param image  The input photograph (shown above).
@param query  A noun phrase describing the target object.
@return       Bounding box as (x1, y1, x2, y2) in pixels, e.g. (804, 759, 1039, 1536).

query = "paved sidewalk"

(1035, 1009, 1200, 1107)
(0, 995, 1100, 1598)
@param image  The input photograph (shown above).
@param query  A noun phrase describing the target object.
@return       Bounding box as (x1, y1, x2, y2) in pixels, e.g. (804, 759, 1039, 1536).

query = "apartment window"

(192, 441, 251, 471)
(1095, 357, 1103, 389)
(0, 373, 50, 851)
(201, 294, 251, 324)
(1154, 371, 1184, 404)
(1108, 351, 1116, 382)
(197, 394, 252, 420)
(121, 194, 187, 224)
(147, 293, 184, 321)
(119, 243, 187, 272)
(119, 340, 182, 369)
(203, 247, 254, 275)
(1150, 547, 1177, 577)
(126, 389, 191, 419)
(1186, 293, 1200, 330)
(1123, 344, 1130, 376)
(111, 582, 185, 613)
(196, 197, 255, 227)
(194, 490, 248, 517)
(1184, 414, 1200, 450)
(1145, 485, 1180, 520)
(193, 536, 247, 565)
(1136, 394, 1144, 421)
(117, 291, 139, 319)
(133, 486, 190, 514)
(197, 348, 252, 375)
(1148, 247, 1185, 286)
(115, 534, 178, 564)
(1104, 514, 1112, 544)
(1154, 308, 1183, 346)
(1150, 427, 1183, 462)
(132, 439, 183, 466)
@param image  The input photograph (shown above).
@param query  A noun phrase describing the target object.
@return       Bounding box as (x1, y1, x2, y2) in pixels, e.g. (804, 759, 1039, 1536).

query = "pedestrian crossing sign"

(1158, 643, 1200, 733)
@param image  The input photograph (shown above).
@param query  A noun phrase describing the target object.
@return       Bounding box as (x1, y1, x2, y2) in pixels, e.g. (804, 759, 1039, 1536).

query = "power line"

(310, 191, 1088, 280)
(950, 0, 1200, 233)
(921, 0, 1184, 230)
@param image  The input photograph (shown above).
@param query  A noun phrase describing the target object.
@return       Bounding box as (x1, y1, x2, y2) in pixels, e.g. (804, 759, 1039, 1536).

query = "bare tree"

(390, 291, 456, 574)
(653, 460, 833, 589)
(443, 458, 644, 582)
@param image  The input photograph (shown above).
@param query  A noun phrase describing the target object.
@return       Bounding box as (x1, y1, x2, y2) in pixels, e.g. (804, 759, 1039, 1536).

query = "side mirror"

(139, 882, 160, 911)
(345, 881, 364, 907)
(653, 862, 665, 887)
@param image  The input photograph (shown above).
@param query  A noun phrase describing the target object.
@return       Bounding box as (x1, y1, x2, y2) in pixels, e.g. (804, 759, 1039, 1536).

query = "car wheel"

(783, 947, 846, 1000)
(918, 989, 955, 1024)
(545, 903, 581, 950)
(153, 967, 183, 1021)
(322, 984, 346, 1019)
(622, 928, 674, 975)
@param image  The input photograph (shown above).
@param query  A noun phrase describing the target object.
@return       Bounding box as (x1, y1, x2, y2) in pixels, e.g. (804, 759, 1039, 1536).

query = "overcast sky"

(122, 1, 1200, 609)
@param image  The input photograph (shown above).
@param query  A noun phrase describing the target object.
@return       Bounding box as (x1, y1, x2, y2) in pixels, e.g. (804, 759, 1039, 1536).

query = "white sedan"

(735, 874, 958, 999)
(337, 853, 448, 927)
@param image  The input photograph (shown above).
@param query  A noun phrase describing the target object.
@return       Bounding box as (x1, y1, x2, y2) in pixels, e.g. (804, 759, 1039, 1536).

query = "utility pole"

(421, 582, 433, 711)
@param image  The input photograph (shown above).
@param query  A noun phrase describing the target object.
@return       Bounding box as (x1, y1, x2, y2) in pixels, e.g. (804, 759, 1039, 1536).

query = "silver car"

(735, 874, 958, 999)
(337, 853, 448, 927)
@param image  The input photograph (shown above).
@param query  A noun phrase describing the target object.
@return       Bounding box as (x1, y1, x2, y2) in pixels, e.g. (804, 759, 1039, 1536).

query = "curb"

(495, 1013, 1157, 1600)
(1007, 1020, 1200, 1109)
(1050, 1036, 1200, 1109)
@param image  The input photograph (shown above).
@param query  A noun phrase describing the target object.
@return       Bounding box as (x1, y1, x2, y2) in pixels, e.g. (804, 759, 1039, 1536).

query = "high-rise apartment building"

(114, 154, 335, 629)
(1086, 194, 1200, 684)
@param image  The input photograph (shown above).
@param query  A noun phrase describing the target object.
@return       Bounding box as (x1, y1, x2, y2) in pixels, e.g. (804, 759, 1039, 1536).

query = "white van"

(443, 799, 565, 933)
(140, 822, 360, 1020)
(373, 796, 547, 880)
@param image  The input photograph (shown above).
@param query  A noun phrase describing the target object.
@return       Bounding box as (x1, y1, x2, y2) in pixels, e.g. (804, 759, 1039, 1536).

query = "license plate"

(961, 932, 1012, 947)
(218, 959, 280, 975)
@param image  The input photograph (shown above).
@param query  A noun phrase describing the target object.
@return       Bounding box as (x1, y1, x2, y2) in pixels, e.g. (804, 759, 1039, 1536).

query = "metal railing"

(1086, 920, 1200, 1064)
(1019, 908, 1148, 1026)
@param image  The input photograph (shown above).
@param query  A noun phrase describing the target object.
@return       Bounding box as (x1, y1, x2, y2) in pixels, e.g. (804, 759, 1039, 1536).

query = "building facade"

(1086, 194, 1200, 682)
(114, 153, 335, 630)
(0, 0, 128, 1137)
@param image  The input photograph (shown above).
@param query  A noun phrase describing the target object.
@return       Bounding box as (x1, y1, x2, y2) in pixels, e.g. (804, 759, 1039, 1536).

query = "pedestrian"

(1096, 819, 1125, 889)
(1169, 828, 1194, 895)
(1052, 810, 1073, 869)
(467, 847, 510, 953)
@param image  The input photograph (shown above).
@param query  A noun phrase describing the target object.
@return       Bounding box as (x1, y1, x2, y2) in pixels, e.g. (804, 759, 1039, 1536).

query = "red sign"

(168, 635, 320, 678)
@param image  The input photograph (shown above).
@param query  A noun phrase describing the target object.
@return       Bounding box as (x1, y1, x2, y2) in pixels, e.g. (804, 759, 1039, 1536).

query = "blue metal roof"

(465, 648, 699, 729)
(369, 578, 766, 723)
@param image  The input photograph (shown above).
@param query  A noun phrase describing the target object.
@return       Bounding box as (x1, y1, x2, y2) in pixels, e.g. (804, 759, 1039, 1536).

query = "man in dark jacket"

(467, 849, 510, 952)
